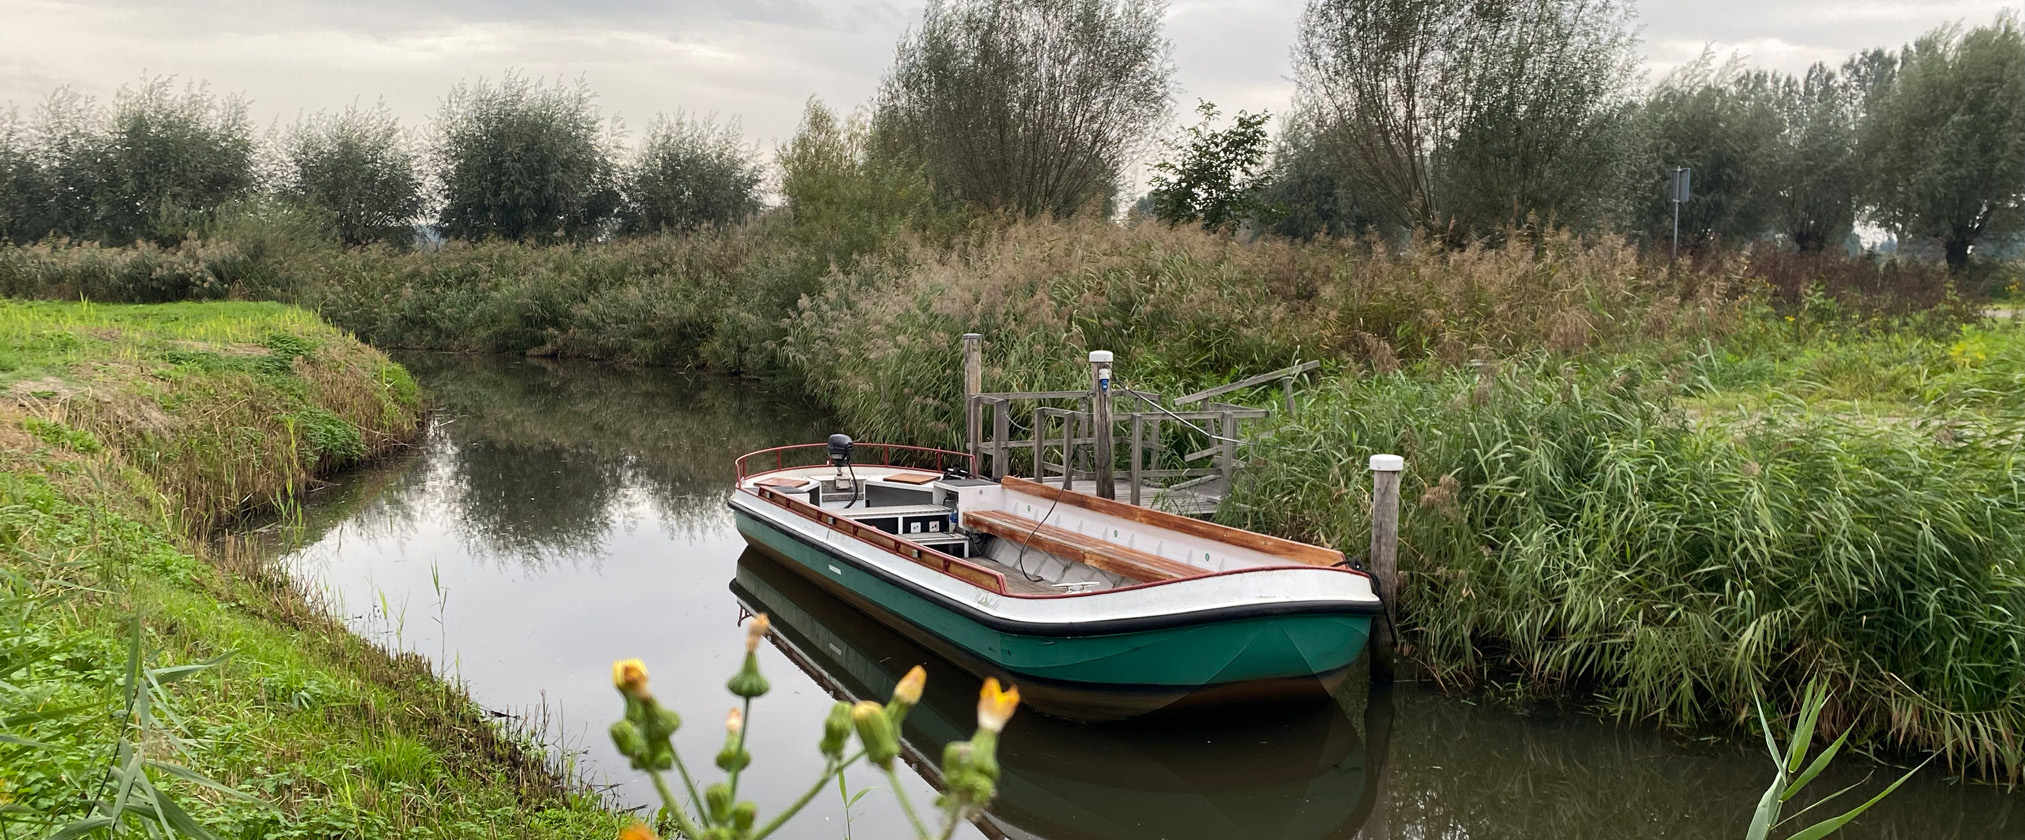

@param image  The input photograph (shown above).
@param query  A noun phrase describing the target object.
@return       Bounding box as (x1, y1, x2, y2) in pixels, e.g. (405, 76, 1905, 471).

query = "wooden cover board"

(999, 476, 1342, 566)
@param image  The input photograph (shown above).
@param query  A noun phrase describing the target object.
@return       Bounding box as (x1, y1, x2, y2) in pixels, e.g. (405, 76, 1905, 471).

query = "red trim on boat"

(735, 443, 976, 481)
(739, 487, 1375, 603)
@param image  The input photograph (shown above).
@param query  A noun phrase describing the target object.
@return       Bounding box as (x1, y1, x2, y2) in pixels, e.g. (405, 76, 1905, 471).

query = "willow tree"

(875, 0, 1174, 217)
(1628, 55, 1787, 253)
(616, 113, 764, 235)
(432, 73, 620, 242)
(0, 109, 48, 244)
(1767, 64, 1862, 252)
(282, 102, 424, 246)
(1292, 0, 1639, 243)
(1861, 16, 2025, 271)
(14, 78, 255, 244)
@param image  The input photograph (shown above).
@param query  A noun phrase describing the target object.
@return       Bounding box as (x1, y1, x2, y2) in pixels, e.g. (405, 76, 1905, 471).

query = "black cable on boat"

(1008, 488, 1060, 583)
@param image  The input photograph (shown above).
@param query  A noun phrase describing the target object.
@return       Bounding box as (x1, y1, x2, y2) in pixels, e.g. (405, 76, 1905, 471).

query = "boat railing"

(736, 443, 976, 481)
(752, 485, 1010, 595)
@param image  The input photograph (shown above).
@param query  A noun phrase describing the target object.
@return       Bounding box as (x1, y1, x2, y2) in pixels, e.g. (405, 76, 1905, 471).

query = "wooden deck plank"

(1002, 476, 1341, 566)
(964, 509, 1204, 583)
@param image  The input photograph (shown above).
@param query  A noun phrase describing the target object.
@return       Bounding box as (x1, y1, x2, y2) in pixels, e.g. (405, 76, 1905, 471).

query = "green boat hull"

(735, 510, 1371, 713)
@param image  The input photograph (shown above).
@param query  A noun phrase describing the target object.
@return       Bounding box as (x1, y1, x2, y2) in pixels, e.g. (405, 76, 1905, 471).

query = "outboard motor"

(827, 434, 860, 507)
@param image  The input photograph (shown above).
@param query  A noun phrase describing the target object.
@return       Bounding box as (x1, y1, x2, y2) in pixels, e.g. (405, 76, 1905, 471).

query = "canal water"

(266, 353, 2018, 839)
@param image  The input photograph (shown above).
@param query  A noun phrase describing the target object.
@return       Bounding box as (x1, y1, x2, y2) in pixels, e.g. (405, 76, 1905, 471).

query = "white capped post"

(1090, 350, 1115, 499)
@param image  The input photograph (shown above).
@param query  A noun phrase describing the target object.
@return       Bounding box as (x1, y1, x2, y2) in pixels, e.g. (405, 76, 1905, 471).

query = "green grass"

(0, 301, 620, 838)
(0, 299, 420, 531)
(1220, 329, 2025, 783)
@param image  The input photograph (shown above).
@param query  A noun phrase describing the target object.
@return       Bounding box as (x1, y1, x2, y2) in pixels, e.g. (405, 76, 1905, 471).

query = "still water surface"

(270, 353, 2018, 839)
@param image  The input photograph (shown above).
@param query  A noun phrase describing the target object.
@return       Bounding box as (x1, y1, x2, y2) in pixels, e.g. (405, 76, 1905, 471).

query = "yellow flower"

(724, 706, 743, 735)
(612, 659, 650, 699)
(745, 613, 772, 653)
(892, 664, 926, 706)
(618, 822, 658, 840)
(976, 677, 1020, 733)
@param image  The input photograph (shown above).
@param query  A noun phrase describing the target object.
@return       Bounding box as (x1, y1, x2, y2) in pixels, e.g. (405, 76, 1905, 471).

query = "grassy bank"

(0, 301, 619, 837)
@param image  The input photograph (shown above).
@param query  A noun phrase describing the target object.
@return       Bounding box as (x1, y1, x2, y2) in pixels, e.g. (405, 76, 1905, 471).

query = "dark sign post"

(1670, 167, 1692, 262)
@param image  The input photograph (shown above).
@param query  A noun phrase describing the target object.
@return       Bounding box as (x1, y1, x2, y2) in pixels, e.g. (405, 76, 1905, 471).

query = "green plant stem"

(935, 795, 970, 840)
(727, 696, 752, 802)
(750, 750, 864, 840)
(647, 769, 705, 840)
(884, 765, 931, 839)
(669, 748, 707, 823)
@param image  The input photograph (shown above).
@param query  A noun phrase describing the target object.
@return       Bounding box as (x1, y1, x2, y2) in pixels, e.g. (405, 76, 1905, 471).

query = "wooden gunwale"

(999, 475, 1343, 566)
(740, 486, 1374, 603)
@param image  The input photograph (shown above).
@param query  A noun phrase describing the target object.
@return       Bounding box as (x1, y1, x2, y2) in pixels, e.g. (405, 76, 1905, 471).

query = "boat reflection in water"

(732, 549, 1383, 840)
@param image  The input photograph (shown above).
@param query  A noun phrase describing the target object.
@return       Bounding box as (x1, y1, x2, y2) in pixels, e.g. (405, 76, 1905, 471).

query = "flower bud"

(608, 719, 645, 760)
(941, 739, 996, 805)
(715, 744, 751, 773)
(612, 659, 651, 700)
(726, 652, 771, 699)
(643, 702, 681, 743)
(732, 801, 757, 834)
(744, 613, 771, 653)
(619, 822, 658, 840)
(819, 701, 852, 760)
(976, 677, 1020, 734)
(706, 782, 733, 824)
(892, 665, 926, 707)
(850, 699, 899, 768)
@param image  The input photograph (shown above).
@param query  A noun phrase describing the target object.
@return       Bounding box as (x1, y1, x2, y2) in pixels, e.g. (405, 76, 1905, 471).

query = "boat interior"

(743, 463, 1342, 597)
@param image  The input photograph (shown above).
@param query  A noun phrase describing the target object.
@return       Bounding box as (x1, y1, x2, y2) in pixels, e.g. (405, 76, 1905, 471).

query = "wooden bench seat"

(963, 509, 1204, 583)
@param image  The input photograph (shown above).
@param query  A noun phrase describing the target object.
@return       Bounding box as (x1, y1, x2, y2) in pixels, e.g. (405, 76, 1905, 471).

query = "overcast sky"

(2, 0, 2018, 162)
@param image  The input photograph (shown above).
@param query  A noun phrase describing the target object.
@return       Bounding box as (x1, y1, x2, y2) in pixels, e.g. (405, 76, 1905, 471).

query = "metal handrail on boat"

(735, 443, 976, 481)
(753, 486, 1010, 595)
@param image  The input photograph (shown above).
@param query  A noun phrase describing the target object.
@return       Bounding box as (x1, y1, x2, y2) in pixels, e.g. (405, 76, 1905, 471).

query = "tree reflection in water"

(303, 352, 830, 567)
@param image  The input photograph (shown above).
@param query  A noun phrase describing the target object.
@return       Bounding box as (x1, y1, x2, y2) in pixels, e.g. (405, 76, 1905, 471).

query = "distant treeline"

(0, 0, 2021, 270)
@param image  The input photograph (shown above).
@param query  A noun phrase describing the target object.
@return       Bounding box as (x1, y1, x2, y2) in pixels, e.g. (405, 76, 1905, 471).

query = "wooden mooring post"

(1090, 350, 1115, 499)
(1369, 453, 1404, 679)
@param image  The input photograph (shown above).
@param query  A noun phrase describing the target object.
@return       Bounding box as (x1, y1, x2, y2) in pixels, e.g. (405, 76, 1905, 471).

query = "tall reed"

(786, 218, 1746, 446)
(1220, 358, 2025, 781)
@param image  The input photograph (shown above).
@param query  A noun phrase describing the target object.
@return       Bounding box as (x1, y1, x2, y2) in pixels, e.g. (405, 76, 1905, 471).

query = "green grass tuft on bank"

(0, 300, 619, 838)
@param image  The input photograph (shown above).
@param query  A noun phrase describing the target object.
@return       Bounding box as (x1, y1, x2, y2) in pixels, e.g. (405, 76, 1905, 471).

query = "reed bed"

(1219, 357, 2025, 781)
(786, 218, 1748, 446)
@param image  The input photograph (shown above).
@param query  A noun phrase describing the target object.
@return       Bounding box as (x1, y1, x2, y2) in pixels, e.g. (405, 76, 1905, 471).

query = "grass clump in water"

(1221, 350, 2025, 782)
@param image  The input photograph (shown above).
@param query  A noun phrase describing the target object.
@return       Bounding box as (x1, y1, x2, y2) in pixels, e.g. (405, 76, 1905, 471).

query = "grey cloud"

(2, 0, 2018, 158)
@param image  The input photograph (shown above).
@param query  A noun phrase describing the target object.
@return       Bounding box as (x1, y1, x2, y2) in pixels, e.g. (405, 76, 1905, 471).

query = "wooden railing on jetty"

(958, 334, 1318, 514)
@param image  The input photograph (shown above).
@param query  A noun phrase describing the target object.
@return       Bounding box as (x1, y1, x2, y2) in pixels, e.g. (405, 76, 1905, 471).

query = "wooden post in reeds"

(1090, 350, 1115, 499)
(1369, 453, 1404, 680)
(963, 333, 983, 471)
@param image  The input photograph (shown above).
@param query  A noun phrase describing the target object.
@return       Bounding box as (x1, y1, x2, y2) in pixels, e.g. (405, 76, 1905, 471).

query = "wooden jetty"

(958, 334, 1318, 515)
